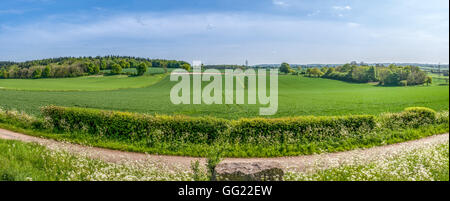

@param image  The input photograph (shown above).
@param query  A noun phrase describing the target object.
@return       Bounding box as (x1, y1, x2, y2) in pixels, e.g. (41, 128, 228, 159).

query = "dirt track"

(0, 128, 448, 172)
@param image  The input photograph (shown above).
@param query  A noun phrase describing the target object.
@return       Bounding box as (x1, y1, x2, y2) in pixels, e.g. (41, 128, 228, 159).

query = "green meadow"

(0, 69, 165, 91)
(0, 72, 448, 119)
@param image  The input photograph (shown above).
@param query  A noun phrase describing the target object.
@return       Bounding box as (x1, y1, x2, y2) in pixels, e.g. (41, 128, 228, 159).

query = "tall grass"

(0, 138, 195, 181)
(285, 143, 449, 181)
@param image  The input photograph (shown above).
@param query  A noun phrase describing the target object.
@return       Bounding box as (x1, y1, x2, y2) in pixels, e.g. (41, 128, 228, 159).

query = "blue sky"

(0, 0, 448, 64)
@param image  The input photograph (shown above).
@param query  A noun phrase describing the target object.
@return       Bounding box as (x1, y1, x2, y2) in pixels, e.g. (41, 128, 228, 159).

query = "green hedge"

(40, 106, 444, 144)
(230, 116, 376, 142)
(41, 106, 379, 143)
(40, 106, 229, 143)
(378, 107, 438, 129)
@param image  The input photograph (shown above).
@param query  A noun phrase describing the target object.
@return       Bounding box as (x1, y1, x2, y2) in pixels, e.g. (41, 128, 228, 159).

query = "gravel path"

(0, 128, 448, 172)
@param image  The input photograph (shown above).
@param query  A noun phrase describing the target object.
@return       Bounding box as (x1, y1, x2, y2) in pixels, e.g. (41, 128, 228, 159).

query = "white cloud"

(272, 0, 288, 7)
(333, 6, 352, 11)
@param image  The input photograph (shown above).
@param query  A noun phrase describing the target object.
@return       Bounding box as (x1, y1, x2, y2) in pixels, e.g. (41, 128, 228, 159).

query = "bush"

(378, 107, 437, 129)
(0, 108, 43, 129)
(42, 106, 379, 144)
(1, 106, 447, 157)
(230, 115, 376, 142)
(136, 63, 147, 76)
(41, 106, 230, 143)
(110, 63, 122, 74)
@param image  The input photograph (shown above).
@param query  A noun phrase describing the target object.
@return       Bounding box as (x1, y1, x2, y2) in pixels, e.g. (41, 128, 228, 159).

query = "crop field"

(0, 73, 448, 118)
(0, 68, 165, 91)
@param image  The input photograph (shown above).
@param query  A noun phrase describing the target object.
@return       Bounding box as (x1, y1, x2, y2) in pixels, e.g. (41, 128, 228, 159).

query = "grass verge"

(285, 142, 449, 181)
(0, 138, 196, 181)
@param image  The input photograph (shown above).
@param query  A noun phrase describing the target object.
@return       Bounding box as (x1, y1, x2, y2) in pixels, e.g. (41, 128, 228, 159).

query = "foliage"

(378, 107, 437, 129)
(1, 106, 448, 157)
(306, 67, 324, 77)
(322, 64, 428, 86)
(181, 63, 191, 71)
(206, 148, 223, 181)
(0, 138, 194, 181)
(0, 56, 188, 79)
(39, 106, 447, 151)
(136, 62, 148, 76)
(285, 142, 449, 181)
(110, 63, 123, 74)
(202, 64, 246, 69)
(280, 62, 292, 74)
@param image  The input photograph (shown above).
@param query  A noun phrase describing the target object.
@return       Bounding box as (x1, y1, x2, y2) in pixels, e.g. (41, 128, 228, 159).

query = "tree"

(306, 68, 312, 77)
(100, 60, 107, 70)
(280, 62, 291, 74)
(425, 76, 432, 86)
(324, 67, 335, 76)
(43, 65, 51, 78)
(111, 63, 122, 74)
(136, 62, 147, 76)
(32, 68, 42, 79)
(93, 64, 100, 75)
(0, 69, 7, 79)
(367, 66, 377, 82)
(310, 68, 324, 77)
(119, 60, 130, 69)
(181, 63, 191, 71)
(86, 63, 100, 75)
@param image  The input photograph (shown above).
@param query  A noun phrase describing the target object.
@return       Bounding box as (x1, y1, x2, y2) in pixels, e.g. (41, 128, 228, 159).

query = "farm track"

(0, 128, 448, 172)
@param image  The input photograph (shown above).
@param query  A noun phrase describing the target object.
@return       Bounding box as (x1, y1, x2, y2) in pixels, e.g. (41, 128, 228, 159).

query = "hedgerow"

(39, 106, 445, 145)
(40, 106, 230, 143)
(378, 107, 438, 129)
(1, 106, 448, 157)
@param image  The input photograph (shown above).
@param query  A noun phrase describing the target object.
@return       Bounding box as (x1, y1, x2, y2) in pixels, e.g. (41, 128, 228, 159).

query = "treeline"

(0, 56, 190, 79)
(302, 64, 431, 86)
(202, 64, 247, 69)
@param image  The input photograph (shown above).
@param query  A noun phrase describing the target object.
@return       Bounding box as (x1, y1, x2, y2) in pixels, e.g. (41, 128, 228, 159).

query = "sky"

(0, 0, 448, 65)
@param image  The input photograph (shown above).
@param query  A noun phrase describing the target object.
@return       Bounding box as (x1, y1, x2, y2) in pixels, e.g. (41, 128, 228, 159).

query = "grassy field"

(428, 72, 449, 86)
(285, 142, 449, 181)
(0, 138, 193, 181)
(0, 74, 448, 118)
(0, 74, 165, 91)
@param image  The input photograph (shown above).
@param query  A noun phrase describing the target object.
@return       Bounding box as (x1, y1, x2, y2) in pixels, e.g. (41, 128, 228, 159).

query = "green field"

(285, 142, 449, 181)
(0, 138, 193, 181)
(100, 67, 175, 75)
(428, 72, 449, 86)
(0, 73, 448, 118)
(0, 74, 165, 91)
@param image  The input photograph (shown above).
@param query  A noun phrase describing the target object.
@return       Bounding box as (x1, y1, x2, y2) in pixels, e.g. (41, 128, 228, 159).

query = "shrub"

(39, 106, 447, 147)
(0, 108, 43, 129)
(378, 107, 437, 129)
(230, 115, 376, 142)
(41, 106, 230, 143)
(136, 63, 147, 76)
(41, 106, 379, 144)
(436, 111, 449, 124)
(111, 63, 122, 74)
